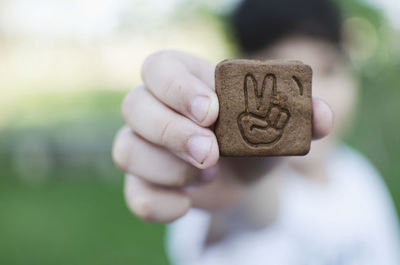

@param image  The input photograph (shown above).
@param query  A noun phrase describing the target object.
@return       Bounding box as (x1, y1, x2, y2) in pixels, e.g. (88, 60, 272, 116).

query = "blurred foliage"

(1, 0, 400, 264)
(337, 0, 400, 211)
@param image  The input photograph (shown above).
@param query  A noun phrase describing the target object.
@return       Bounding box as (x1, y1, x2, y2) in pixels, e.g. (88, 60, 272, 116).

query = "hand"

(112, 50, 333, 223)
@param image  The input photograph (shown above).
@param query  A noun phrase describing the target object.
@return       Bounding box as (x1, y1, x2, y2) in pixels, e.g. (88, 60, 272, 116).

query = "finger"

(268, 106, 280, 124)
(122, 85, 219, 169)
(170, 50, 215, 89)
(261, 74, 276, 113)
(187, 156, 283, 210)
(185, 161, 245, 210)
(124, 175, 191, 223)
(244, 74, 258, 113)
(312, 98, 334, 139)
(113, 126, 202, 187)
(275, 112, 288, 129)
(142, 50, 218, 126)
(186, 177, 244, 210)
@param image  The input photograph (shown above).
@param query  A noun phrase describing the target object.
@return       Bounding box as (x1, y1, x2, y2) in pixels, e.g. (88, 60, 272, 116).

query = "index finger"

(141, 50, 218, 127)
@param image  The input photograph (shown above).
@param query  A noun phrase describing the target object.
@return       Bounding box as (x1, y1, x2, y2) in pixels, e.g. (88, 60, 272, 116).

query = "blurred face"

(252, 36, 358, 171)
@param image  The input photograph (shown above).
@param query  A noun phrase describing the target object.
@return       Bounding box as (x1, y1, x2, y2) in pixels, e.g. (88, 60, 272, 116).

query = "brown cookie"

(214, 59, 312, 156)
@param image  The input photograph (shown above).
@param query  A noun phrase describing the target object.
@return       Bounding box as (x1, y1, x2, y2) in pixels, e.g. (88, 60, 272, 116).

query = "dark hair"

(231, 0, 342, 54)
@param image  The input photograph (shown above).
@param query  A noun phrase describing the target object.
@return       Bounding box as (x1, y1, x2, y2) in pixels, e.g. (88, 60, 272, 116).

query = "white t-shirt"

(166, 145, 400, 265)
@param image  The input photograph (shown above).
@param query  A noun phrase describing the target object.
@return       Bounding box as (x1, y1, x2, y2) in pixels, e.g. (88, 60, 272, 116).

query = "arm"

(112, 50, 333, 223)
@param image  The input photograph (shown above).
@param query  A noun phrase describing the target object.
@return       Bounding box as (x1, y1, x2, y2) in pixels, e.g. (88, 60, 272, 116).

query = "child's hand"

(112, 50, 333, 223)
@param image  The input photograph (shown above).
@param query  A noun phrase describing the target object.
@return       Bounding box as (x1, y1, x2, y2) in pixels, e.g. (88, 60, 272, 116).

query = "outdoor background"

(0, 0, 399, 264)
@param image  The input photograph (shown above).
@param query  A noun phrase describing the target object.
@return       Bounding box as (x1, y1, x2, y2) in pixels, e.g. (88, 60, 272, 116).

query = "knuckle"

(142, 52, 161, 73)
(164, 73, 184, 98)
(271, 106, 280, 113)
(124, 180, 157, 222)
(112, 127, 131, 171)
(169, 175, 187, 187)
(169, 165, 195, 187)
(142, 50, 175, 74)
(160, 119, 175, 147)
(121, 93, 133, 119)
(121, 85, 143, 119)
(131, 197, 156, 222)
(276, 113, 289, 129)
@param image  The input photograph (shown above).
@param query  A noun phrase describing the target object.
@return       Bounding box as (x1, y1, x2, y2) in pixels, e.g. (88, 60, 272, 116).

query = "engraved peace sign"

(237, 73, 291, 147)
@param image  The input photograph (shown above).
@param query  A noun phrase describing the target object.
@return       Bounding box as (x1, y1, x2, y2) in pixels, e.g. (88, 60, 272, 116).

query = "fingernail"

(187, 136, 212, 165)
(191, 96, 210, 122)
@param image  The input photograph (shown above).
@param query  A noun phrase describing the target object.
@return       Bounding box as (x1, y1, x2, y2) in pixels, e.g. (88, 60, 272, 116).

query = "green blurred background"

(0, 0, 399, 264)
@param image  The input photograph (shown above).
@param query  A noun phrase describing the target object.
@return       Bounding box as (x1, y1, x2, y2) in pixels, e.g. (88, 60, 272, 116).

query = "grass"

(0, 176, 170, 265)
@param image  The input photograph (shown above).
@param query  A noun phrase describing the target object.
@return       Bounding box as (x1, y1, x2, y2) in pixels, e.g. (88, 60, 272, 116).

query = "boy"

(113, 0, 400, 263)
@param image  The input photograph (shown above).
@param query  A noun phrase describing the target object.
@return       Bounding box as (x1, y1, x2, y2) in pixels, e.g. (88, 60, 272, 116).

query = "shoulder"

(329, 144, 381, 183)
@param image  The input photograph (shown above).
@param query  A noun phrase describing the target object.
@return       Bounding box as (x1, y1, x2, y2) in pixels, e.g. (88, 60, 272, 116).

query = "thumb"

(312, 98, 334, 140)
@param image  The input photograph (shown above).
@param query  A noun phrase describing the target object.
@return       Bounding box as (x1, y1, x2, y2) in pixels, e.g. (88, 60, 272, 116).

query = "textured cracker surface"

(215, 59, 312, 156)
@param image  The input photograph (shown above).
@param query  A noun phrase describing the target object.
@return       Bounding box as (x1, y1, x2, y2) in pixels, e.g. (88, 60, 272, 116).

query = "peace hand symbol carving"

(237, 73, 291, 147)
